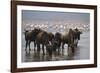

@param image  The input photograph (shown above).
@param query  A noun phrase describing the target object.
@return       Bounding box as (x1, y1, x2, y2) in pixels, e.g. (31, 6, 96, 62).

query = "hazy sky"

(22, 10, 90, 24)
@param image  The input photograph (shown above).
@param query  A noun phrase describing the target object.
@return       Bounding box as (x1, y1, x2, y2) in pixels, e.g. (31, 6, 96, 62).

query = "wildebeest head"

(32, 28, 42, 35)
(54, 32, 62, 41)
(24, 28, 43, 41)
(73, 28, 82, 40)
(48, 32, 54, 42)
(31, 28, 42, 40)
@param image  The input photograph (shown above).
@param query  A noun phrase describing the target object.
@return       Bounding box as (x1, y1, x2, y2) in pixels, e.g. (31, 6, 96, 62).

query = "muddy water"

(22, 31, 90, 62)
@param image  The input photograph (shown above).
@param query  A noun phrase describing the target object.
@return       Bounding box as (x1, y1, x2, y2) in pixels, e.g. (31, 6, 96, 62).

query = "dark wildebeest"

(35, 30, 52, 55)
(52, 32, 62, 55)
(24, 28, 42, 52)
(73, 28, 82, 47)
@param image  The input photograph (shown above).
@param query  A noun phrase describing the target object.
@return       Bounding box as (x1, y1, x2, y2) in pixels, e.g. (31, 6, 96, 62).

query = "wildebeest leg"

(62, 43, 65, 54)
(67, 46, 69, 56)
(68, 44, 75, 56)
(25, 40, 28, 51)
(34, 41, 36, 51)
(37, 44, 40, 55)
(53, 47, 56, 56)
(42, 44, 45, 55)
(74, 39, 78, 48)
(68, 44, 70, 56)
(71, 45, 75, 54)
(58, 49, 60, 55)
(58, 47, 60, 55)
(29, 41, 31, 51)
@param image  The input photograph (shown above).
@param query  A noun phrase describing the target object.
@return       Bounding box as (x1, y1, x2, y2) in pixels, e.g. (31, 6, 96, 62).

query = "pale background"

(0, 0, 99, 73)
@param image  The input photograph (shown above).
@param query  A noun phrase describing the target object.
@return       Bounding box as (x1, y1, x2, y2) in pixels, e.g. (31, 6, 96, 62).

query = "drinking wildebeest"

(24, 28, 42, 52)
(52, 32, 62, 55)
(51, 29, 74, 56)
(48, 32, 54, 44)
(35, 30, 52, 55)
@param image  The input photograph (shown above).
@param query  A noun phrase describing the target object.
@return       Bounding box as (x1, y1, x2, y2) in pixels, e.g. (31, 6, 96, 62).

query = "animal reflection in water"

(24, 28, 82, 61)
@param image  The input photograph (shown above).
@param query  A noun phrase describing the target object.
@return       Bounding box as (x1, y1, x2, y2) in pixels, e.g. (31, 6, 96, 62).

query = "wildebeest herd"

(24, 28, 82, 57)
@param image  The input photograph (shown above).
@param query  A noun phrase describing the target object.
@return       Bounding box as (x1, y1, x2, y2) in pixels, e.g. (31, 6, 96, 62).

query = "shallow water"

(22, 31, 90, 62)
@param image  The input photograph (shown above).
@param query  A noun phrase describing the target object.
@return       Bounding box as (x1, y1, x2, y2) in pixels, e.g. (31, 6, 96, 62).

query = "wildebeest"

(61, 28, 82, 55)
(24, 28, 42, 52)
(35, 30, 52, 55)
(51, 32, 62, 55)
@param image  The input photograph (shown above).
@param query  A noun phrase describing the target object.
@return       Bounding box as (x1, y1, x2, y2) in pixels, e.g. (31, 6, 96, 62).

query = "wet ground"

(22, 31, 90, 62)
